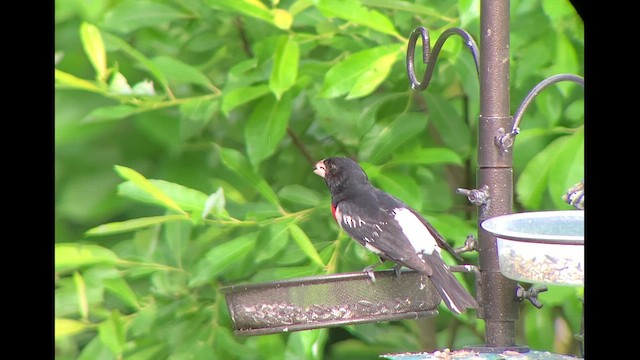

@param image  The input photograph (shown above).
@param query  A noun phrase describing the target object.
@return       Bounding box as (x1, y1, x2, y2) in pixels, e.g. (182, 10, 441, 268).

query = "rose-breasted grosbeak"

(313, 156, 478, 314)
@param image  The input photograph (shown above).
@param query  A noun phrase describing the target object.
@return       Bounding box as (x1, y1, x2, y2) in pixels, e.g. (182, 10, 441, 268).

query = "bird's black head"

(313, 157, 369, 193)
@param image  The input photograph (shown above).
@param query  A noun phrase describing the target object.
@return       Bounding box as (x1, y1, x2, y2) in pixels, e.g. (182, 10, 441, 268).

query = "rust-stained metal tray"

(220, 269, 440, 336)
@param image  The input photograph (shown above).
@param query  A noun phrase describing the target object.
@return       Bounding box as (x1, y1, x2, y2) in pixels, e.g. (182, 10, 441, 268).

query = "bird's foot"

(362, 260, 386, 282)
(393, 264, 403, 278)
(363, 265, 377, 282)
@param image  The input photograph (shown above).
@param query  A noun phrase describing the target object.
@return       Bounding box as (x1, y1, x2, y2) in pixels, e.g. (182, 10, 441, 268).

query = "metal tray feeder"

(220, 269, 441, 336)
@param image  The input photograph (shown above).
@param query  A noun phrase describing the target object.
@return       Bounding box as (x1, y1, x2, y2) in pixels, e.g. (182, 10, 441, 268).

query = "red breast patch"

(331, 204, 337, 222)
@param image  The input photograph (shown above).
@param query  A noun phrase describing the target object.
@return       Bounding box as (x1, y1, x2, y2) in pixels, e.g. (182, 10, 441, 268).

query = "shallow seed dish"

(481, 210, 584, 286)
(220, 270, 440, 336)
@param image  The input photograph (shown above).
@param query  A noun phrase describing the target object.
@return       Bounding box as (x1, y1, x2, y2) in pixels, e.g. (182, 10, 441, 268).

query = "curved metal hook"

(406, 26, 480, 91)
(496, 74, 584, 152)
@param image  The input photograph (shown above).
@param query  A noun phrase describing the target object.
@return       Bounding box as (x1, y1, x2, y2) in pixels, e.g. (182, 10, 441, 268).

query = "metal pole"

(473, 0, 523, 351)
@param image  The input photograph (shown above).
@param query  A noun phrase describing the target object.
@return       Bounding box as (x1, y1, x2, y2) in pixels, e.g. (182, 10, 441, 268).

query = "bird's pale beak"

(313, 161, 326, 178)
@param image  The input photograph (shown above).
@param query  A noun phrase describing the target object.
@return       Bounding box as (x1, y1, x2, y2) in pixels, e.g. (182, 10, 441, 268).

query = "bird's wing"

(372, 188, 463, 262)
(405, 207, 464, 262)
(334, 198, 436, 275)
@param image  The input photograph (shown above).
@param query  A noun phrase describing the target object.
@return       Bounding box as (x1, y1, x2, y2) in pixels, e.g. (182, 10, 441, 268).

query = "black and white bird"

(313, 156, 478, 314)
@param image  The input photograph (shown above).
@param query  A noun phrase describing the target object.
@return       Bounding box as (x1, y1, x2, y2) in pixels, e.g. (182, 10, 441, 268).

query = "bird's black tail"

(425, 255, 479, 314)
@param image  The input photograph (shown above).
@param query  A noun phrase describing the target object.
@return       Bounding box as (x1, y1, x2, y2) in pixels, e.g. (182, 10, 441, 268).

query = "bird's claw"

(562, 179, 584, 209)
(363, 267, 377, 282)
(393, 264, 402, 278)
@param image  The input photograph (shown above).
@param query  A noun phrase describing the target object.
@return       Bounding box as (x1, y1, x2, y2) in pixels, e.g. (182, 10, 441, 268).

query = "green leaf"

(55, 243, 119, 273)
(542, 0, 581, 29)
(83, 104, 140, 122)
(104, 277, 140, 310)
(363, 0, 451, 18)
(456, 0, 480, 26)
(55, 318, 89, 338)
(272, 8, 293, 30)
(359, 112, 427, 164)
(288, 223, 325, 267)
(548, 128, 584, 209)
(255, 221, 291, 263)
(538, 285, 581, 307)
(207, 2, 293, 30)
(514, 40, 552, 90)
(257, 334, 287, 359)
(102, 0, 186, 34)
(538, 87, 563, 128)
(189, 232, 259, 287)
(320, 337, 391, 359)
(523, 306, 555, 350)
(217, 146, 282, 209)
(133, 113, 182, 149)
(426, 213, 477, 248)
(346, 50, 398, 99)
(290, 0, 314, 16)
(310, 97, 372, 145)
(227, 58, 259, 83)
(286, 329, 329, 360)
(54, 69, 103, 93)
(389, 147, 463, 166)
(124, 344, 165, 360)
(359, 162, 381, 179)
(119, 179, 209, 213)
(79, 22, 107, 82)
(269, 35, 299, 99)
(221, 84, 270, 116)
(244, 93, 292, 166)
(212, 327, 247, 357)
(179, 98, 217, 141)
(163, 218, 191, 268)
(77, 335, 116, 360)
(73, 271, 89, 321)
(277, 184, 322, 207)
(98, 310, 126, 355)
(59, 0, 110, 23)
(180, 97, 217, 121)
(207, 0, 272, 23)
(564, 99, 584, 123)
(423, 92, 472, 156)
(151, 56, 215, 90)
(320, 44, 402, 99)
(101, 32, 171, 95)
(516, 135, 568, 209)
(317, 0, 400, 37)
(548, 33, 580, 96)
(372, 171, 422, 210)
(114, 166, 187, 215)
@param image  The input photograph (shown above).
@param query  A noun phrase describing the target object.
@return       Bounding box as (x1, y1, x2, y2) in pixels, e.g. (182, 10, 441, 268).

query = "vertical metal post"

(473, 0, 523, 351)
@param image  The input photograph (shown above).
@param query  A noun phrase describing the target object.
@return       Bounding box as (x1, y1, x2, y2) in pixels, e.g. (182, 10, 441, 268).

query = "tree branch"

(287, 127, 315, 165)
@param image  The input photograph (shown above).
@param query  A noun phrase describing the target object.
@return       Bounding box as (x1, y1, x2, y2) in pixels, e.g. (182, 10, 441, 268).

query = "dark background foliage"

(55, 0, 584, 359)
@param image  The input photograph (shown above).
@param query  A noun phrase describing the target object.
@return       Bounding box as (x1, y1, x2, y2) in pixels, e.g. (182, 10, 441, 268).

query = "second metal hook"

(496, 74, 584, 153)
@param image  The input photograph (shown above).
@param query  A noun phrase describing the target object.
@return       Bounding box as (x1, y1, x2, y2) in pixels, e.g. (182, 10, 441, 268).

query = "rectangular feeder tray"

(220, 270, 441, 336)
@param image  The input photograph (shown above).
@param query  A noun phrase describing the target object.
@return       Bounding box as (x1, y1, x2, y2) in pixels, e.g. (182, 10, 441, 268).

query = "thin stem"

(287, 127, 316, 166)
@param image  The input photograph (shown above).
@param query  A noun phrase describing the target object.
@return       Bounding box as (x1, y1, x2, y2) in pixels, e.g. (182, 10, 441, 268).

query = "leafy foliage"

(55, 0, 584, 359)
